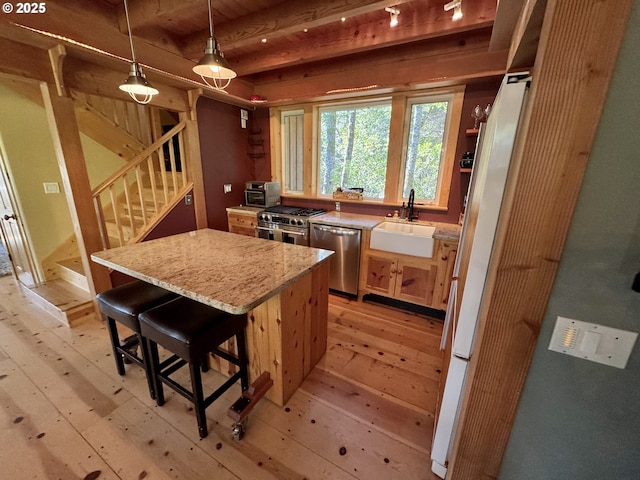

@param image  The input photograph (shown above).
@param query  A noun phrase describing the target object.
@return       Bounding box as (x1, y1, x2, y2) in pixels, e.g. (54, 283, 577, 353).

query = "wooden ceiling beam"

(62, 56, 189, 111)
(181, 0, 420, 60)
(0, 36, 55, 84)
(121, 0, 203, 32)
(230, 2, 496, 76)
(253, 37, 508, 104)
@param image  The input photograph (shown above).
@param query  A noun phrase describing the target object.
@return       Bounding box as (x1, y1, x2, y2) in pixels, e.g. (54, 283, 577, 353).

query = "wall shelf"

(466, 128, 479, 135)
(460, 168, 472, 173)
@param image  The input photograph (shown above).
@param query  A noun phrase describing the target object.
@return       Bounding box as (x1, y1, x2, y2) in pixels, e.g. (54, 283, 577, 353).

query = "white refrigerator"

(430, 73, 530, 478)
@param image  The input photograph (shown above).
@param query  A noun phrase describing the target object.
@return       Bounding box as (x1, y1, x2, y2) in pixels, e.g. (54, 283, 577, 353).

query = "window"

(402, 97, 451, 202)
(281, 110, 304, 194)
(318, 102, 391, 199)
(272, 87, 463, 209)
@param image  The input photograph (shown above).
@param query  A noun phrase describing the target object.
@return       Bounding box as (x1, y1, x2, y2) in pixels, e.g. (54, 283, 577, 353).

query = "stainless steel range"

(256, 206, 326, 246)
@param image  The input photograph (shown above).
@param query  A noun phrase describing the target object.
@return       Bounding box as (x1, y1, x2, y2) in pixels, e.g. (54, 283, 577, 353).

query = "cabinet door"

(394, 259, 438, 306)
(364, 255, 397, 297)
(228, 212, 257, 237)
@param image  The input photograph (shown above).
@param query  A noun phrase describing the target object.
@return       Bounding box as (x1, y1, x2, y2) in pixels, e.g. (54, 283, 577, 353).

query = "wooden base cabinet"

(360, 237, 457, 311)
(227, 211, 258, 237)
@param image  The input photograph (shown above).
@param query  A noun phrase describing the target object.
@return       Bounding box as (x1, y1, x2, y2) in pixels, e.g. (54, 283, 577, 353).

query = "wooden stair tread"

(28, 279, 91, 308)
(56, 257, 85, 275)
(24, 279, 94, 327)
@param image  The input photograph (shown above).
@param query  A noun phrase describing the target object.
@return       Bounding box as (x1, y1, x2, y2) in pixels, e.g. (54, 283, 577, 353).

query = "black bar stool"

(139, 296, 249, 438)
(96, 280, 177, 399)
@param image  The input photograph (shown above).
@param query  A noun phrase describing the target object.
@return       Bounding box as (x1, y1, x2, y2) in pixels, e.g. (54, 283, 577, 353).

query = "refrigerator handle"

(440, 278, 458, 350)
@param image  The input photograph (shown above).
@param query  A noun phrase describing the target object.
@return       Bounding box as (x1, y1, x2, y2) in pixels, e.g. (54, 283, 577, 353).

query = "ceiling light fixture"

(444, 0, 463, 21)
(193, 0, 236, 90)
(385, 7, 400, 28)
(119, 0, 158, 104)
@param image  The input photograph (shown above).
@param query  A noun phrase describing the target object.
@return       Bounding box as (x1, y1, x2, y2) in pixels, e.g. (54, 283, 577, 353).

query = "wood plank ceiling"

(0, 0, 508, 106)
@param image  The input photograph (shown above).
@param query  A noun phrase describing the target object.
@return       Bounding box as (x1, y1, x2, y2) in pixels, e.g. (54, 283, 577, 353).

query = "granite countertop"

(225, 205, 262, 214)
(310, 211, 383, 230)
(309, 211, 461, 241)
(91, 229, 333, 315)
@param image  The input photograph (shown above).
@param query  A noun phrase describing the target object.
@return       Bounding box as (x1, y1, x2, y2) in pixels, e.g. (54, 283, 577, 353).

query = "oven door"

(256, 226, 308, 245)
(245, 189, 266, 207)
(282, 229, 308, 246)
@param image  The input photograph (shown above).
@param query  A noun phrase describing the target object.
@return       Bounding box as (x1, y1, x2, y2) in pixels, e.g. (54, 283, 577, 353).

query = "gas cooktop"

(261, 206, 326, 217)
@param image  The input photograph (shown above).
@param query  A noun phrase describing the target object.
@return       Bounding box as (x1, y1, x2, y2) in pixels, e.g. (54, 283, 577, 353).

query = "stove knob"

(297, 219, 304, 226)
(266, 215, 272, 222)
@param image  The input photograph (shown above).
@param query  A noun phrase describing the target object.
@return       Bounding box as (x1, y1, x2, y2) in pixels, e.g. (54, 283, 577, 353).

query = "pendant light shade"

(119, 62, 159, 104)
(193, 1, 236, 90)
(119, 0, 159, 104)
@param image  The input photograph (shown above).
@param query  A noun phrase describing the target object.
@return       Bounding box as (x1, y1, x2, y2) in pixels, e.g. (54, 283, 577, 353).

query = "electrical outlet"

(549, 316, 638, 369)
(185, 194, 192, 205)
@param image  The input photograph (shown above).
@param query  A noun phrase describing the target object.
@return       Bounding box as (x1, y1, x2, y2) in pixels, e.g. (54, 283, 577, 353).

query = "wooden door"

(0, 153, 35, 286)
(394, 259, 437, 307)
(364, 255, 396, 296)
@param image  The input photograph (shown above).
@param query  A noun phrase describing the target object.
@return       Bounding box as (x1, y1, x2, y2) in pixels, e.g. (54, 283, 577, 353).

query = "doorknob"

(3, 214, 16, 220)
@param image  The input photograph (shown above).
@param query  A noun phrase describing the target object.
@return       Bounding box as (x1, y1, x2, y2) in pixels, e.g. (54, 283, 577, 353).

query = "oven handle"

(256, 226, 307, 236)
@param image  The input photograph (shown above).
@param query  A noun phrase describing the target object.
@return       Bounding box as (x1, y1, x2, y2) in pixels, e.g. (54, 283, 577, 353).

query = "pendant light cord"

(123, 0, 137, 64)
(208, 0, 214, 38)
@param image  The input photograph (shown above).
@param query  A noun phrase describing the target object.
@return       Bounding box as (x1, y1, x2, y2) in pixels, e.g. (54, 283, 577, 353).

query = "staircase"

(16, 91, 193, 327)
(93, 120, 192, 248)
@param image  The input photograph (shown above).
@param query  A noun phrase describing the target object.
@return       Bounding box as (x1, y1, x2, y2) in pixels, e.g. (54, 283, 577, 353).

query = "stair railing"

(92, 121, 192, 249)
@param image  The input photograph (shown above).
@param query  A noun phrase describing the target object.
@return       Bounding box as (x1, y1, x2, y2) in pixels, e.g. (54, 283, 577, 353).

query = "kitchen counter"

(91, 229, 333, 405)
(225, 205, 262, 215)
(310, 211, 382, 230)
(310, 211, 461, 241)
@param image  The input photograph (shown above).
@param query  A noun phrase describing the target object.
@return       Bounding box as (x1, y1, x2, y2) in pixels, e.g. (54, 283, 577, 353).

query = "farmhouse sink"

(370, 222, 436, 258)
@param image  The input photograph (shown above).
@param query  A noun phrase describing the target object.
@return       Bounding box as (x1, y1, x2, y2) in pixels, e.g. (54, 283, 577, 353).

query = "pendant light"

(192, 0, 236, 90)
(119, 0, 159, 104)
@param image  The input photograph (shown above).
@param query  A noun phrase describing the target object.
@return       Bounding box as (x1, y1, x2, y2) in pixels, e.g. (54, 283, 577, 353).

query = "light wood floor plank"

(0, 276, 444, 480)
(0, 358, 120, 480)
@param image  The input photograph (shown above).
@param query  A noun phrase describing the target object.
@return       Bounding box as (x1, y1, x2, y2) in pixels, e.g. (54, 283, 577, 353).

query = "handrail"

(91, 120, 189, 249)
(92, 121, 186, 196)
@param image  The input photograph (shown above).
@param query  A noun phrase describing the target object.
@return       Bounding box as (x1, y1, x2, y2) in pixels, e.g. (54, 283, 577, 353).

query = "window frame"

(270, 86, 464, 210)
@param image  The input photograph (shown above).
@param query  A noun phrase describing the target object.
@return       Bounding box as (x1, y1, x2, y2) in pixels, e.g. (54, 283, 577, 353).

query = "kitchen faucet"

(407, 189, 418, 221)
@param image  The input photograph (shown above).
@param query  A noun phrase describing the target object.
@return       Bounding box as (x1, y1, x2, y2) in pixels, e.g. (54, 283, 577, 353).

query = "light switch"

(549, 316, 638, 369)
(580, 331, 601, 354)
(224, 184, 232, 193)
(43, 182, 60, 194)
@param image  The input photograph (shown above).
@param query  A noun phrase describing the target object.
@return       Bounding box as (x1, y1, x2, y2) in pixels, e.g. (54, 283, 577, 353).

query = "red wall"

(196, 98, 255, 231)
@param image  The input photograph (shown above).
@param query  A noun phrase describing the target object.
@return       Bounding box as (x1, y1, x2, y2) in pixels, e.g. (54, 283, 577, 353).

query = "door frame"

(0, 143, 40, 286)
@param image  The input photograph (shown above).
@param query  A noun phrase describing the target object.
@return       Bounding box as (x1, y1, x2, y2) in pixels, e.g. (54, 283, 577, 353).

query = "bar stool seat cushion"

(97, 281, 177, 332)
(139, 297, 247, 363)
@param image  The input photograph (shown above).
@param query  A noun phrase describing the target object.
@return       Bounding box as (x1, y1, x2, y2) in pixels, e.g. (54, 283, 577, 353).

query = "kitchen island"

(91, 229, 333, 405)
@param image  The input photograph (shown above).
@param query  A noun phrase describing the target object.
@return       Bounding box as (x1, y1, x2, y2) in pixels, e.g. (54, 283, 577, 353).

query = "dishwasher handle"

(313, 225, 359, 236)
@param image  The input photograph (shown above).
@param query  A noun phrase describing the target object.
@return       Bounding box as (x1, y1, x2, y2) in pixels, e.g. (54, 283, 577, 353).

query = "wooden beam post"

(40, 83, 112, 298)
(180, 89, 208, 229)
(447, 0, 633, 478)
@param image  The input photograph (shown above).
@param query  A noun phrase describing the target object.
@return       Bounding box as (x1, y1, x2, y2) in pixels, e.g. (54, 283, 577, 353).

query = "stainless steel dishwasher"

(310, 223, 361, 295)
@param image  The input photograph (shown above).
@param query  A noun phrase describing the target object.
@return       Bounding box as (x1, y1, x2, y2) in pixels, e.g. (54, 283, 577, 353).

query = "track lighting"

(119, 0, 158, 104)
(193, 0, 236, 90)
(385, 7, 400, 28)
(444, 0, 463, 21)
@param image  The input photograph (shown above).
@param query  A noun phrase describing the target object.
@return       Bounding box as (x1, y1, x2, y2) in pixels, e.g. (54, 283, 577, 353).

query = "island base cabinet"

(244, 261, 329, 406)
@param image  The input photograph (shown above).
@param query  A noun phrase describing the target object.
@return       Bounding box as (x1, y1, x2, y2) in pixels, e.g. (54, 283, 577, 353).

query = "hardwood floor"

(0, 276, 444, 480)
